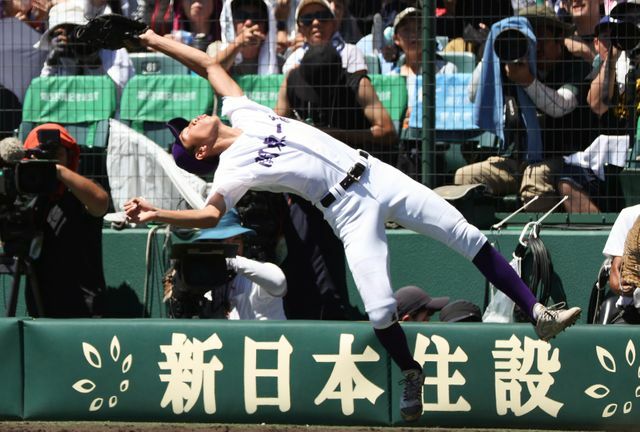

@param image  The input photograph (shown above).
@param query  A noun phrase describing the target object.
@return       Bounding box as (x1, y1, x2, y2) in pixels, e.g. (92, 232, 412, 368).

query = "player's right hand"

(124, 197, 157, 224)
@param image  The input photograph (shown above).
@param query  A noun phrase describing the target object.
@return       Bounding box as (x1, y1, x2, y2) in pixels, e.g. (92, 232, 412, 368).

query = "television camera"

(0, 130, 60, 317)
(165, 242, 238, 319)
(0, 131, 59, 256)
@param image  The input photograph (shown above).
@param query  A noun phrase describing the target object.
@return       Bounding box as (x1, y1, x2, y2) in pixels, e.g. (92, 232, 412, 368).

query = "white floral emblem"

(72, 336, 133, 412)
(584, 340, 640, 418)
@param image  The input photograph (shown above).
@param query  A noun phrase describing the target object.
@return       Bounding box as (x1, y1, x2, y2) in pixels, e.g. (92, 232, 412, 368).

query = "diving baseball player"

(114, 21, 582, 422)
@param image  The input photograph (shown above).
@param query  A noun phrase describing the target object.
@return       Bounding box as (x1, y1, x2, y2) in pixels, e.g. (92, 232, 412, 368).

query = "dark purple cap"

(167, 117, 218, 176)
(595, 15, 614, 36)
(439, 300, 482, 323)
(393, 285, 449, 317)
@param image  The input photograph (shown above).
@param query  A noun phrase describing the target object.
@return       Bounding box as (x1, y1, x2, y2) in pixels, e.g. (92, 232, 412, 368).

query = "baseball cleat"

(399, 368, 424, 422)
(534, 303, 581, 341)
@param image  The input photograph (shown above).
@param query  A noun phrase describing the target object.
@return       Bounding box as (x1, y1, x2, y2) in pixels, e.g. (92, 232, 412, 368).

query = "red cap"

(24, 123, 80, 172)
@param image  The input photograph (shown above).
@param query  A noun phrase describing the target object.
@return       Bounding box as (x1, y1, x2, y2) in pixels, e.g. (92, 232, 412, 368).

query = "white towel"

(563, 135, 629, 181)
(219, 0, 278, 74)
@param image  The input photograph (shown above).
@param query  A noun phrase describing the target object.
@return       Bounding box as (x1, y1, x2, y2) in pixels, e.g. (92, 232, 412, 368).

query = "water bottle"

(171, 30, 194, 46)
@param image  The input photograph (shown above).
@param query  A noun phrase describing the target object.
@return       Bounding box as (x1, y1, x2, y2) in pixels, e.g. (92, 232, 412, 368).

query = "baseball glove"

(621, 215, 640, 292)
(73, 14, 148, 51)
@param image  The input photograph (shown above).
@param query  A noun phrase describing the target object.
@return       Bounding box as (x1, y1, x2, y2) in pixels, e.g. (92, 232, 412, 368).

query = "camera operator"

(454, 5, 595, 213)
(21, 123, 109, 317)
(165, 208, 287, 320)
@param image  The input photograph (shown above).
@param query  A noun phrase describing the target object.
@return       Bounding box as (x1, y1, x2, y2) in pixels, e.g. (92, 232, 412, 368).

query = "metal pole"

(422, 0, 435, 187)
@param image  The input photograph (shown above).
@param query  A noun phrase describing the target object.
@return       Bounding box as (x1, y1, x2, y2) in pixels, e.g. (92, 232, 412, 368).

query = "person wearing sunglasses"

(207, 0, 282, 74)
(282, 0, 367, 75)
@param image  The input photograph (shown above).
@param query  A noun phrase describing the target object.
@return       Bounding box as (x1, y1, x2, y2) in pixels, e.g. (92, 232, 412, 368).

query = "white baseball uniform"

(207, 96, 488, 324)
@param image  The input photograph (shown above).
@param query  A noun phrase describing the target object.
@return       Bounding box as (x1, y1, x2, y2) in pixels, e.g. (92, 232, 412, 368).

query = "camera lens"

(612, 21, 640, 51)
(494, 28, 529, 63)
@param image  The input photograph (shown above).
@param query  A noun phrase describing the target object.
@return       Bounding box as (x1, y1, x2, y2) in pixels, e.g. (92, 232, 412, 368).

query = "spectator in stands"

(557, 16, 631, 214)
(394, 285, 449, 322)
(391, 7, 457, 76)
(282, 0, 367, 75)
(172, 0, 221, 50)
(165, 208, 287, 320)
(134, 0, 222, 47)
(391, 7, 457, 181)
(281, 0, 360, 51)
(330, 0, 360, 44)
(454, 5, 595, 213)
(207, 0, 281, 74)
(1, 0, 48, 32)
(436, 0, 513, 57)
(34, 0, 135, 94)
(602, 204, 640, 324)
(564, 0, 601, 62)
(272, 0, 299, 43)
(276, 43, 396, 154)
(586, 14, 633, 136)
(376, 0, 414, 31)
(20, 124, 109, 317)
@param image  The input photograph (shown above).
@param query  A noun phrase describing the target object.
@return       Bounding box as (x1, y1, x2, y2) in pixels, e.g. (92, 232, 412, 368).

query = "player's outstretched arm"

(124, 196, 226, 229)
(138, 29, 243, 99)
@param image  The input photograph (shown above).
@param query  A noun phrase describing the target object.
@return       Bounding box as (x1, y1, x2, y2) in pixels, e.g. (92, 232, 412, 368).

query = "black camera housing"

(35, 129, 62, 160)
(494, 28, 530, 63)
(611, 21, 640, 52)
(0, 160, 58, 205)
(166, 242, 239, 319)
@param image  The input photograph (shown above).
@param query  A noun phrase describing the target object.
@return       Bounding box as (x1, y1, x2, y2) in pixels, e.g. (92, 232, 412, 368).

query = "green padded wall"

(0, 319, 22, 419)
(10, 319, 640, 429)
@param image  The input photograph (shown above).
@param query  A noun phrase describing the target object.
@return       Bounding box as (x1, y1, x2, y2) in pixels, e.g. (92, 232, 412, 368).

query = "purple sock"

(374, 323, 421, 372)
(472, 242, 537, 321)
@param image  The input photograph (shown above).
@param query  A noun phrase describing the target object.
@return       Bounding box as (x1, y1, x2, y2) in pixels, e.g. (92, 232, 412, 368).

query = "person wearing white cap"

(281, 0, 367, 75)
(34, 0, 134, 92)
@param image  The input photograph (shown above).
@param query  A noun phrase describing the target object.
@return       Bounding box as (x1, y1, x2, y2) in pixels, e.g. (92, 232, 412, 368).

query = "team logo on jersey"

(255, 135, 287, 167)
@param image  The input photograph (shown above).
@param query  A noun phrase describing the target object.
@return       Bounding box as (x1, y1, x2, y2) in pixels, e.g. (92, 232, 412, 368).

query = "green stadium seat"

(368, 74, 408, 133)
(128, 52, 190, 75)
(438, 51, 477, 74)
(213, 74, 284, 122)
(364, 53, 381, 74)
(120, 74, 214, 150)
(19, 75, 117, 147)
(235, 74, 284, 110)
